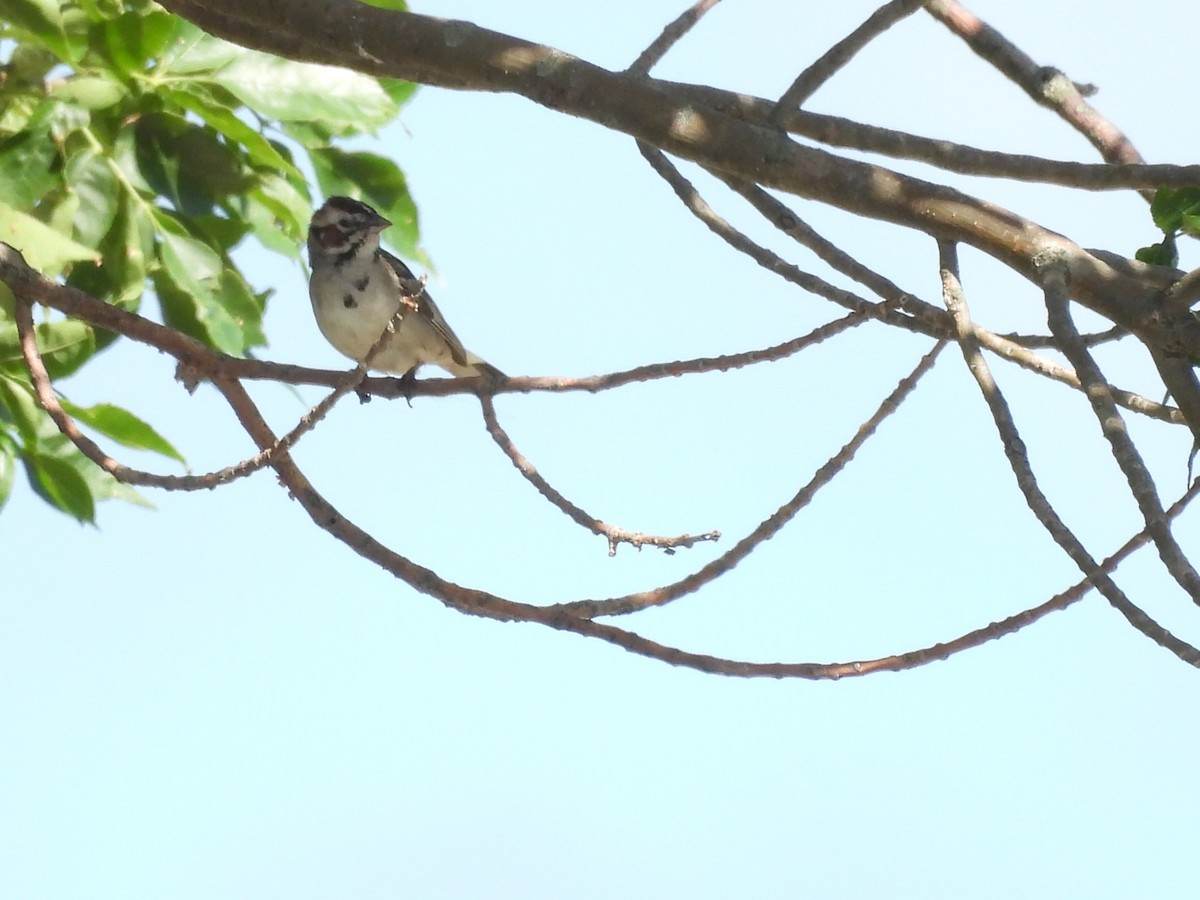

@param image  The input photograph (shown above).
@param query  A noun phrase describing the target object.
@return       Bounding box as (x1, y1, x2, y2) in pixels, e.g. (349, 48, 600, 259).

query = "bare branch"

(940, 240, 1200, 665)
(636, 144, 932, 335)
(1042, 262, 1200, 604)
(973, 326, 1184, 426)
(924, 0, 1145, 168)
(656, 86, 1200, 191)
(633, 156, 1184, 427)
(552, 340, 947, 618)
(480, 396, 719, 556)
(769, 0, 925, 119)
(627, 0, 721, 75)
(150, 0, 1200, 354)
(777, 109, 1199, 191)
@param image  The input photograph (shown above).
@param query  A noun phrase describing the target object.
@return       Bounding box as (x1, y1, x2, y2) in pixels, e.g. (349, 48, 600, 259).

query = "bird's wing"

(381, 250, 471, 367)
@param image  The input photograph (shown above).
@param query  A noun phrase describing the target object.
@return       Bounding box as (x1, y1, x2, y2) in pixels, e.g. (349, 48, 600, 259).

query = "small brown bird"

(306, 196, 502, 380)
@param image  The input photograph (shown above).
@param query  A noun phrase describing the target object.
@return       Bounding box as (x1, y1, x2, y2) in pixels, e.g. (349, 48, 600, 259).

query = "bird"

(306, 196, 503, 382)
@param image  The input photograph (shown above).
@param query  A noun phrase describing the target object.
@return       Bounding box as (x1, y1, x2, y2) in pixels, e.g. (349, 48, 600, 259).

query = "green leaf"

(151, 210, 256, 352)
(24, 450, 95, 522)
(378, 78, 418, 109)
(135, 112, 250, 215)
(0, 319, 96, 379)
(155, 20, 241, 75)
(164, 82, 297, 174)
(1150, 187, 1200, 234)
(3, 44, 59, 88)
(212, 268, 267, 348)
(100, 7, 176, 75)
(190, 212, 248, 253)
(43, 431, 152, 509)
(62, 146, 120, 249)
(49, 75, 128, 110)
(118, 194, 153, 303)
(153, 208, 222, 283)
(1, 0, 74, 61)
(1136, 234, 1178, 267)
(0, 92, 41, 139)
(209, 54, 398, 128)
(0, 429, 16, 511)
(0, 375, 40, 445)
(242, 170, 310, 256)
(0, 200, 99, 274)
(0, 130, 60, 208)
(58, 399, 185, 463)
(24, 95, 90, 144)
(66, 192, 151, 313)
(111, 123, 154, 195)
(152, 269, 240, 355)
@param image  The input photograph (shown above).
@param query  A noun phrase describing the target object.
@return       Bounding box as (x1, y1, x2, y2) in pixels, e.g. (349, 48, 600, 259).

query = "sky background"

(5, 1, 1200, 896)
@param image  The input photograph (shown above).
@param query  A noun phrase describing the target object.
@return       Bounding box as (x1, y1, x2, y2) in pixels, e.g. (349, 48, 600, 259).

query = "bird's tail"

(443, 354, 505, 382)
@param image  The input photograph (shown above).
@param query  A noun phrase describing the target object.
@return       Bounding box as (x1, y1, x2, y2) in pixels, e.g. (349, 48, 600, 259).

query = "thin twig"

(480, 395, 719, 556)
(940, 240, 1200, 665)
(972, 325, 1183, 425)
(924, 0, 1146, 172)
(1042, 262, 1200, 604)
(13, 287, 404, 491)
(636, 143, 934, 336)
(712, 169, 948, 332)
(642, 154, 1179, 426)
(551, 340, 946, 618)
(659, 84, 1200, 191)
(769, 0, 925, 121)
(627, 0, 721, 75)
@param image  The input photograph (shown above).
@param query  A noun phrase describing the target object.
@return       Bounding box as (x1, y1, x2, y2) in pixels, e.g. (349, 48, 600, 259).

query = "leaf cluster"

(0, 0, 417, 521)
(1136, 187, 1200, 267)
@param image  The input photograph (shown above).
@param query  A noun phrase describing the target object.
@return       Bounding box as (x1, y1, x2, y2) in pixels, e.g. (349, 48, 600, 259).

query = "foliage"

(0, 0, 417, 522)
(1136, 187, 1200, 267)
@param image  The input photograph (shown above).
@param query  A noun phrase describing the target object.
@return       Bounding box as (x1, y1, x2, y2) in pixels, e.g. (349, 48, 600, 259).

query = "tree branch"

(552, 340, 947, 618)
(769, 0, 925, 119)
(924, 0, 1145, 168)
(153, 0, 1200, 358)
(940, 240, 1200, 665)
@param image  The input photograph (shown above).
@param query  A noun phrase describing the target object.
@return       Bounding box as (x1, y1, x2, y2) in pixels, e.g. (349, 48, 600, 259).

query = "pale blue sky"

(5, 1, 1200, 896)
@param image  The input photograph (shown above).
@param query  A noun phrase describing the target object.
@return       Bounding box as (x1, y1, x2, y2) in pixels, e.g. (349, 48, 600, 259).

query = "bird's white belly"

(309, 264, 449, 374)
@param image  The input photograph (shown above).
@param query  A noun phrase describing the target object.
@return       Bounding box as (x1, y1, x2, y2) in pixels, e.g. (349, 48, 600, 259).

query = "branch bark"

(155, 0, 1200, 360)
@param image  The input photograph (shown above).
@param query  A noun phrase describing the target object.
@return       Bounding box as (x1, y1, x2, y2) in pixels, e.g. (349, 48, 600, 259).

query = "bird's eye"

(316, 223, 348, 248)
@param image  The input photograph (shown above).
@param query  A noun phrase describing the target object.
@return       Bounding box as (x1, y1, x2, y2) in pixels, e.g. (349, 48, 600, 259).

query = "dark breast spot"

(343, 294, 357, 309)
(353, 275, 370, 292)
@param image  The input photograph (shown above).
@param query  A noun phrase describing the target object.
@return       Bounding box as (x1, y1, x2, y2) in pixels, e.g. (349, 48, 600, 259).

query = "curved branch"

(153, 0, 1200, 356)
(627, 0, 721, 75)
(769, 0, 925, 118)
(1042, 263, 1200, 604)
(635, 152, 1185, 428)
(636, 143, 936, 334)
(924, 0, 1144, 168)
(480, 396, 720, 556)
(553, 340, 946, 618)
(940, 240, 1200, 665)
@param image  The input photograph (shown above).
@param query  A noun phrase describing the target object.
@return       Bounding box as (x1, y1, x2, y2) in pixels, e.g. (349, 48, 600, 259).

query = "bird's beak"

(368, 210, 391, 232)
